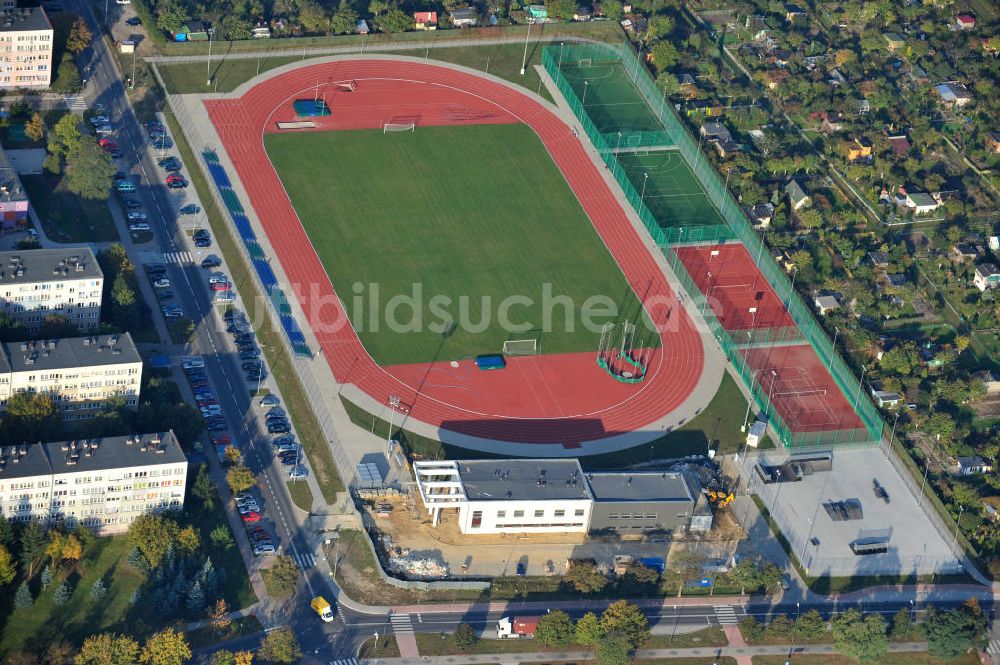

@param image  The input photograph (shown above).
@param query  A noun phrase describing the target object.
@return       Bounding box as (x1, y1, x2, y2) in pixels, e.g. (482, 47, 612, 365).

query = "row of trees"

(741, 599, 986, 661)
(41, 113, 117, 200)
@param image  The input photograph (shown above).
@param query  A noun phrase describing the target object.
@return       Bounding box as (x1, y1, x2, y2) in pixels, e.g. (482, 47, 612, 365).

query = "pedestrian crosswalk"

(988, 639, 1000, 655)
(162, 251, 193, 265)
(714, 605, 739, 625)
(64, 95, 87, 111)
(329, 659, 358, 665)
(292, 551, 315, 570)
(390, 613, 414, 634)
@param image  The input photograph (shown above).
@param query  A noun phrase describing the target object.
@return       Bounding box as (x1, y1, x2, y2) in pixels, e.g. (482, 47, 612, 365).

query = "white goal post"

(383, 122, 416, 133)
(502, 339, 538, 356)
(577, 58, 592, 67)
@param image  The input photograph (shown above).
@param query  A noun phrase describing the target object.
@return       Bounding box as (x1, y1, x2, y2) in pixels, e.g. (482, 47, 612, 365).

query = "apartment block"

(0, 248, 103, 331)
(0, 431, 187, 534)
(0, 145, 29, 233)
(0, 333, 142, 417)
(0, 2, 53, 89)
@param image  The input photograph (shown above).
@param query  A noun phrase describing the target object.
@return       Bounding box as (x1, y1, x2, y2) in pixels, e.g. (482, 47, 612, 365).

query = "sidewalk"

(369, 641, 929, 665)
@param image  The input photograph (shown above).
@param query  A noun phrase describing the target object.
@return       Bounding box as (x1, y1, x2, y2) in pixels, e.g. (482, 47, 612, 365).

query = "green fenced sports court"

(264, 123, 655, 367)
(615, 151, 727, 228)
(557, 57, 724, 230)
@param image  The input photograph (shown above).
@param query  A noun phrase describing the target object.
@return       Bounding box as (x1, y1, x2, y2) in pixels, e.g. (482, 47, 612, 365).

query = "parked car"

(116, 181, 136, 193)
(153, 278, 171, 288)
(201, 255, 222, 268)
(167, 179, 188, 190)
(195, 236, 212, 247)
(183, 357, 205, 369)
(260, 394, 280, 407)
(89, 115, 110, 126)
(125, 15, 141, 25)
(267, 421, 290, 434)
(179, 203, 200, 215)
(289, 466, 307, 479)
(253, 542, 276, 556)
(163, 309, 184, 319)
(129, 223, 150, 232)
(158, 157, 181, 171)
(124, 198, 143, 210)
(127, 211, 147, 221)
(240, 512, 262, 524)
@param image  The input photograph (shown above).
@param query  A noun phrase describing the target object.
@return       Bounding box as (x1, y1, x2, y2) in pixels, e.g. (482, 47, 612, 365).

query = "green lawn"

(285, 480, 313, 512)
(0, 536, 142, 655)
(22, 174, 120, 243)
(266, 124, 651, 366)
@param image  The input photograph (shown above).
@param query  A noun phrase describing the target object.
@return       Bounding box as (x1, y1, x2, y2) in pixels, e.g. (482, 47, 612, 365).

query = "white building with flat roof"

(0, 431, 187, 534)
(0, 333, 142, 418)
(0, 248, 103, 331)
(0, 2, 53, 89)
(414, 459, 593, 534)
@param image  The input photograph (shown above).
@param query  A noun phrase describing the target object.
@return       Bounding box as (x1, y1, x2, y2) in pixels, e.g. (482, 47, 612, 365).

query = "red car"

(240, 511, 262, 524)
(211, 435, 231, 446)
(99, 138, 116, 148)
(166, 173, 184, 183)
(209, 282, 232, 291)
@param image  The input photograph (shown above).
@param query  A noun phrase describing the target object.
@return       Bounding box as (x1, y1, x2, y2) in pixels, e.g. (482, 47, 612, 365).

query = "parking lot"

(746, 446, 962, 577)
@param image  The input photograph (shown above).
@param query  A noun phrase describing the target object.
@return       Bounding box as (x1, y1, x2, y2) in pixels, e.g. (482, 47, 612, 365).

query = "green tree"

(563, 559, 608, 593)
(46, 641, 76, 665)
(544, 0, 575, 19)
(602, 0, 623, 20)
(220, 15, 252, 40)
(890, 606, 911, 638)
(155, 0, 191, 34)
(622, 562, 660, 591)
(52, 581, 73, 605)
(24, 112, 46, 142)
(40, 563, 54, 589)
(20, 521, 47, 577)
(209, 524, 234, 551)
(924, 599, 986, 658)
(575, 611, 604, 646)
(75, 633, 141, 665)
(535, 610, 574, 647)
(66, 15, 93, 53)
(797, 209, 823, 229)
(645, 15, 673, 41)
(831, 609, 888, 662)
(139, 628, 191, 665)
(257, 627, 301, 664)
(649, 41, 680, 73)
(453, 623, 478, 651)
(128, 514, 181, 568)
(51, 55, 82, 93)
(50, 113, 82, 158)
(927, 412, 956, 441)
(297, 0, 329, 32)
(794, 610, 825, 639)
(66, 136, 116, 200)
(14, 580, 33, 609)
(90, 578, 108, 600)
(7, 651, 38, 665)
(377, 8, 413, 32)
(226, 466, 256, 494)
(0, 544, 16, 586)
(790, 249, 813, 270)
(192, 465, 217, 509)
(0, 516, 13, 550)
(594, 636, 631, 665)
(599, 600, 649, 649)
(267, 555, 300, 595)
(727, 558, 761, 595)
(210, 653, 235, 665)
(879, 341, 918, 375)
(330, 3, 358, 34)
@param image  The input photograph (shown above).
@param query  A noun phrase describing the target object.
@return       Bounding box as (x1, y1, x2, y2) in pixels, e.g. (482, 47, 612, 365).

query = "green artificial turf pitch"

(558, 60, 663, 134)
(616, 150, 727, 228)
(265, 124, 655, 367)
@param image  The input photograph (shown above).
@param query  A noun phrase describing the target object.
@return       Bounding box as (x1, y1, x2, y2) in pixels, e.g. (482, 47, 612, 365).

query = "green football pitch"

(558, 60, 663, 134)
(264, 124, 655, 367)
(616, 151, 727, 228)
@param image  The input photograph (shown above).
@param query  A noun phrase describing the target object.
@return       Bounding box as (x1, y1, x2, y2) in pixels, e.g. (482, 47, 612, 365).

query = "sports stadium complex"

(181, 41, 886, 457)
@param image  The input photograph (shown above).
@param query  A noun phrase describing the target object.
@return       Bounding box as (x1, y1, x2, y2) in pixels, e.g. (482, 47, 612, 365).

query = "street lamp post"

(786, 602, 800, 664)
(558, 41, 565, 69)
(387, 395, 401, 444)
(582, 80, 590, 106)
(640, 172, 649, 205)
(763, 369, 779, 419)
(741, 369, 759, 432)
(206, 31, 213, 86)
(519, 21, 531, 75)
(885, 411, 900, 457)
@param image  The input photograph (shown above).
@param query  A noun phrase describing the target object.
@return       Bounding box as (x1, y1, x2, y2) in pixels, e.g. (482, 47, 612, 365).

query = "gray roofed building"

(587, 471, 696, 502)
(0, 5, 53, 33)
(587, 471, 702, 534)
(0, 247, 102, 285)
(4, 333, 140, 373)
(786, 179, 810, 210)
(457, 459, 591, 501)
(0, 432, 187, 534)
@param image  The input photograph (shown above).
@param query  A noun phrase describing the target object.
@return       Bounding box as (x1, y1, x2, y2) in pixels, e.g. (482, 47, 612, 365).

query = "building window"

(554, 509, 565, 517)
(497, 511, 506, 518)
(513, 510, 524, 518)
(471, 511, 482, 528)
(575, 509, 585, 516)
(534, 509, 544, 518)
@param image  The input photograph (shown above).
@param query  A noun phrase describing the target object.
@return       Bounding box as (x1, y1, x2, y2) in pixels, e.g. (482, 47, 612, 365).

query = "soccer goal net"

(383, 122, 416, 133)
(503, 339, 538, 355)
(577, 58, 592, 67)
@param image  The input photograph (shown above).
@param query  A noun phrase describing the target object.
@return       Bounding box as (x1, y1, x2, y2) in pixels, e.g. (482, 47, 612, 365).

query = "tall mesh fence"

(543, 41, 884, 448)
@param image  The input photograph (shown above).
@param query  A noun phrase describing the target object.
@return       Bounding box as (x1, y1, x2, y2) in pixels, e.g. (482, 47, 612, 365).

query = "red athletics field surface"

(204, 59, 707, 447)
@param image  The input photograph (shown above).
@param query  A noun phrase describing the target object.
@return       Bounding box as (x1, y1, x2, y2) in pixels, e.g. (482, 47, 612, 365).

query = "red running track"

(205, 59, 706, 447)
